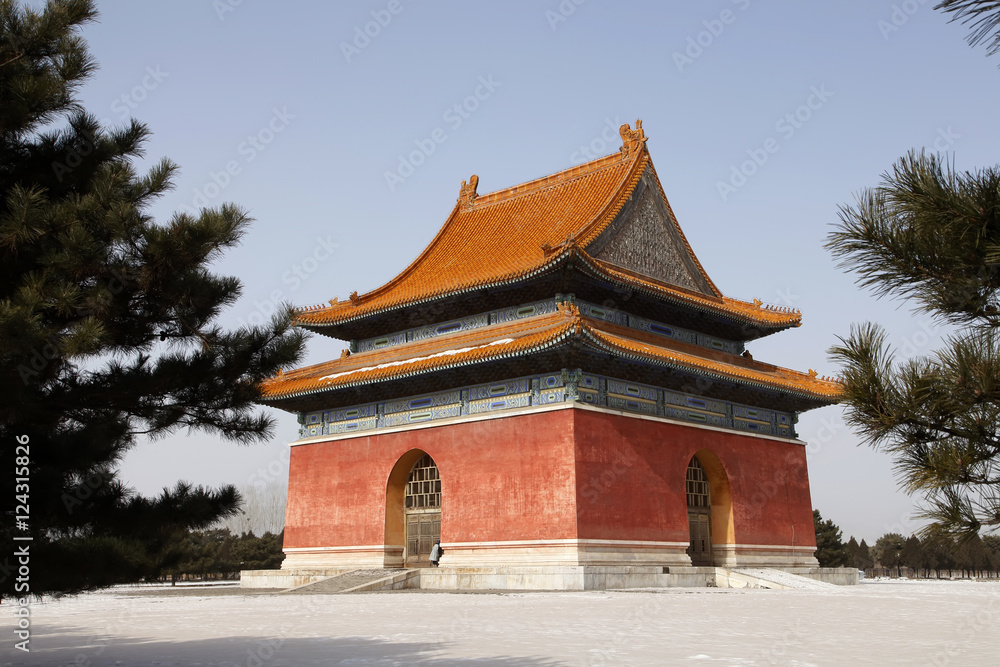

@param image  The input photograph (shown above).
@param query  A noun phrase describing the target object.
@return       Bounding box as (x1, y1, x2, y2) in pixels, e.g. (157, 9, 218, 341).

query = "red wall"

(572, 409, 817, 548)
(284, 409, 579, 549)
(285, 407, 817, 551)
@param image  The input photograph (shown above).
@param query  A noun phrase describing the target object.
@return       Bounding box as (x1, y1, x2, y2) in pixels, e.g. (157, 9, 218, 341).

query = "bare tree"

(216, 480, 287, 536)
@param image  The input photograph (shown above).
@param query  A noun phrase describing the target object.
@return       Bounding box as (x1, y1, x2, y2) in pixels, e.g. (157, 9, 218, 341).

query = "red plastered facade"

(282, 405, 817, 569)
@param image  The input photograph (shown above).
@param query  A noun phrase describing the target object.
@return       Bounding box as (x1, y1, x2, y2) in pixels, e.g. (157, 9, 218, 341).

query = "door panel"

(688, 510, 712, 566)
(405, 512, 441, 564)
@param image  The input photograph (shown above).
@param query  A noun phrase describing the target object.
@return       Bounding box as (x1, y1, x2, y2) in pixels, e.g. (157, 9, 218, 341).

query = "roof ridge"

(294, 126, 648, 323)
(470, 151, 635, 209)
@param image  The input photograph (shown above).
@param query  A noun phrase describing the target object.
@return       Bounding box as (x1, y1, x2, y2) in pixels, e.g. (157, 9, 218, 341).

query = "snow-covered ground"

(4, 580, 999, 666)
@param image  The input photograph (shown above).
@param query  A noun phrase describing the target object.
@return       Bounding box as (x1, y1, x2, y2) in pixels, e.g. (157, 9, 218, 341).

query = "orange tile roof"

(583, 256, 802, 328)
(262, 308, 578, 401)
(262, 305, 840, 405)
(293, 121, 801, 331)
(580, 317, 841, 401)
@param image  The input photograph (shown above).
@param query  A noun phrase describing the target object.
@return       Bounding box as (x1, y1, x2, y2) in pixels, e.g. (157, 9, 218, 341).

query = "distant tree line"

(156, 482, 288, 582)
(156, 529, 284, 583)
(814, 510, 1000, 579)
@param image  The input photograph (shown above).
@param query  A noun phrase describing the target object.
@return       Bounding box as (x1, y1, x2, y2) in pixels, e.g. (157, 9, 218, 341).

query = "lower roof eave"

(258, 329, 576, 412)
(579, 335, 838, 413)
(260, 338, 838, 417)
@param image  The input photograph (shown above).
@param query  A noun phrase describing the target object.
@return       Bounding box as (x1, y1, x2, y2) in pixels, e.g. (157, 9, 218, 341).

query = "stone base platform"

(241, 566, 857, 591)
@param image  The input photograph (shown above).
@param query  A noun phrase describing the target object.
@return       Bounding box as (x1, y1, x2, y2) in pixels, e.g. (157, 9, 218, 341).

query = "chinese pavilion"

(259, 121, 841, 584)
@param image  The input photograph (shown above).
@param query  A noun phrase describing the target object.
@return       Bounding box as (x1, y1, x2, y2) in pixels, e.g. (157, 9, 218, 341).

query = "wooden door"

(404, 454, 442, 565)
(687, 510, 712, 566)
(686, 457, 713, 566)
(405, 513, 440, 564)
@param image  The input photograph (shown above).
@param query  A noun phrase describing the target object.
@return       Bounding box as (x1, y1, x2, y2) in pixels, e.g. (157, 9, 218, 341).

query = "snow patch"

(319, 339, 517, 383)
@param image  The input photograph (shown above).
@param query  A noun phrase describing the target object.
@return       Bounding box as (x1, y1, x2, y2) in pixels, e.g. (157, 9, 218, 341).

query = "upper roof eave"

(296, 244, 801, 337)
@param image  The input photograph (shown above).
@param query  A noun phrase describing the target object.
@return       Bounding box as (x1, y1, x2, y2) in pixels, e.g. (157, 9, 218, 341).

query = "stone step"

(281, 569, 410, 594)
(724, 568, 839, 590)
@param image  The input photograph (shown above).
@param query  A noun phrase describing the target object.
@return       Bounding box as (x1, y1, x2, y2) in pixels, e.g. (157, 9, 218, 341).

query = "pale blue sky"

(70, 0, 1000, 542)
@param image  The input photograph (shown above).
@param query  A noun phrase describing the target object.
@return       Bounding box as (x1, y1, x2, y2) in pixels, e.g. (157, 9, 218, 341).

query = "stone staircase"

(280, 568, 417, 594)
(718, 568, 841, 590)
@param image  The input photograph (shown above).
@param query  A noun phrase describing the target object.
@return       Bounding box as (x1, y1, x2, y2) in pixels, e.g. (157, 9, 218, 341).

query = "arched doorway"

(686, 456, 713, 566)
(403, 453, 441, 566)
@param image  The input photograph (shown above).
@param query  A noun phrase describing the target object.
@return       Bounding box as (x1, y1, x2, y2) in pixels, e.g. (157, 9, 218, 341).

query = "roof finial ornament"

(557, 301, 581, 318)
(458, 174, 479, 209)
(349, 290, 360, 305)
(619, 119, 647, 159)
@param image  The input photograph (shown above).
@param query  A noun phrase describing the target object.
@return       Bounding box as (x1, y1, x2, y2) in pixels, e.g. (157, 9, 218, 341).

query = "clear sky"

(67, 0, 1000, 544)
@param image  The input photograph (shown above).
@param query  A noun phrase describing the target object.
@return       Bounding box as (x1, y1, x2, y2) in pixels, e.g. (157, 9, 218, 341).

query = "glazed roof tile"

(293, 122, 801, 331)
(261, 309, 577, 401)
(586, 258, 802, 328)
(580, 317, 841, 401)
(262, 306, 840, 405)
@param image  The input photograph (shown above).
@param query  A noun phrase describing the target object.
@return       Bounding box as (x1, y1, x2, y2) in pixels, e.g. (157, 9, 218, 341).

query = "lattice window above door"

(405, 454, 441, 510)
(686, 457, 710, 509)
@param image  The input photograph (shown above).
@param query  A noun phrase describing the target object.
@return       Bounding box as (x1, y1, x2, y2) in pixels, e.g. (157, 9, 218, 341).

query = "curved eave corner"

(577, 325, 842, 408)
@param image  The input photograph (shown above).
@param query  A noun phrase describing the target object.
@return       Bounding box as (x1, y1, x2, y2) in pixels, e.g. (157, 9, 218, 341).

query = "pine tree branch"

(936, 1, 1000, 56)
